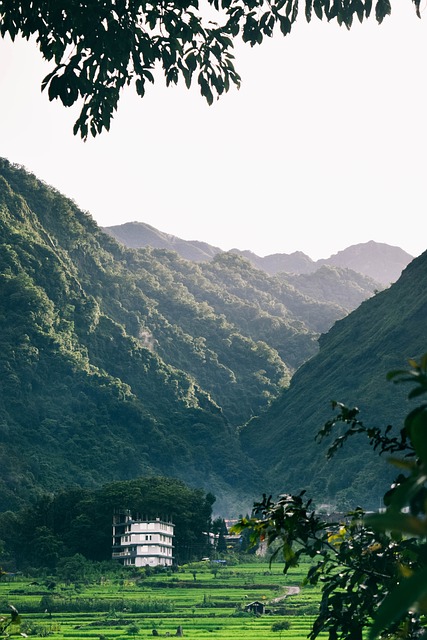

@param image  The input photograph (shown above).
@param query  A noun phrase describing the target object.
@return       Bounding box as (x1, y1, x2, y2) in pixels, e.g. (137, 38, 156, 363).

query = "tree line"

(0, 476, 215, 571)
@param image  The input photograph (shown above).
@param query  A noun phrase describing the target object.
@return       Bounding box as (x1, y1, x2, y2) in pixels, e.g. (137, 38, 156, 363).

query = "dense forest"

(0, 158, 381, 514)
(0, 160, 254, 512)
(0, 157, 422, 520)
(0, 477, 214, 570)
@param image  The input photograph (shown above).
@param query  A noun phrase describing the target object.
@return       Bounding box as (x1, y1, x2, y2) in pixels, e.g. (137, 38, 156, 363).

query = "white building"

(112, 512, 174, 567)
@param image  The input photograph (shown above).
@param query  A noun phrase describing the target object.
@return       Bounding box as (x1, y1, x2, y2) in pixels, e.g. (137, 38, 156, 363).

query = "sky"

(0, 3, 426, 261)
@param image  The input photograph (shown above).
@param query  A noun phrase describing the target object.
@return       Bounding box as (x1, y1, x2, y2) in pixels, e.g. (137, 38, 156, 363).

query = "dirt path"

(269, 585, 300, 603)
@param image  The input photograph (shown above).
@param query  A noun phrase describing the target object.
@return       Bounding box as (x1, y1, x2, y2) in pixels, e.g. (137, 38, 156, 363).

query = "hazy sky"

(0, 3, 426, 260)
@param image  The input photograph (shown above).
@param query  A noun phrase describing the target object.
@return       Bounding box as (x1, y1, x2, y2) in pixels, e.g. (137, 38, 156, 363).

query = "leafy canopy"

(0, 0, 421, 138)
(234, 354, 427, 640)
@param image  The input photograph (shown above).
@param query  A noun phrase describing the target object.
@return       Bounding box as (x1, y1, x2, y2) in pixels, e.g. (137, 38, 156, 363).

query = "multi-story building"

(112, 511, 174, 567)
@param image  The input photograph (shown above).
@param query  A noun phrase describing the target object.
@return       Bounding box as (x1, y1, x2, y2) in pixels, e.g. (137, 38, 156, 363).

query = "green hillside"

(283, 265, 383, 312)
(240, 250, 427, 510)
(0, 160, 263, 511)
(0, 158, 392, 514)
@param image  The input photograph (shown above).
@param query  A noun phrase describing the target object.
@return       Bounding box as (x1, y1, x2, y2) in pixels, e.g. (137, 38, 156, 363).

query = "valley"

(0, 156, 425, 516)
(0, 156, 426, 640)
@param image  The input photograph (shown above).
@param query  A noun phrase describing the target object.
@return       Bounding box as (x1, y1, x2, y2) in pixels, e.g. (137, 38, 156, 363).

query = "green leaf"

(375, 0, 391, 25)
(291, 0, 299, 22)
(41, 67, 62, 93)
(355, 0, 365, 21)
(328, 0, 339, 18)
(382, 471, 427, 512)
(313, 0, 323, 19)
(142, 69, 155, 83)
(369, 567, 427, 639)
(387, 370, 416, 381)
(199, 77, 214, 105)
(135, 78, 145, 97)
(407, 408, 427, 462)
(182, 65, 192, 89)
(365, 512, 427, 537)
(305, 0, 313, 21)
(186, 52, 197, 72)
(279, 14, 292, 34)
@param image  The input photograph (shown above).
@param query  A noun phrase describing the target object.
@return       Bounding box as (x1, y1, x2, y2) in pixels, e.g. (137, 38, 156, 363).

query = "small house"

(245, 601, 266, 615)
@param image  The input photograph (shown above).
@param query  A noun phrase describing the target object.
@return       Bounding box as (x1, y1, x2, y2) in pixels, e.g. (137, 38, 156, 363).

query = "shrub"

(271, 620, 291, 632)
(126, 623, 140, 635)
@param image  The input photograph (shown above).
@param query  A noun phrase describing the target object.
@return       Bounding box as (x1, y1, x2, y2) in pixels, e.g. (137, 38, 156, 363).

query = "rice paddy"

(0, 561, 323, 640)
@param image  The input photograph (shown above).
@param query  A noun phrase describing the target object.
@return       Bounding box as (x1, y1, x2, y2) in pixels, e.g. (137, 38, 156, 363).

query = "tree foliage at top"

(0, 0, 421, 138)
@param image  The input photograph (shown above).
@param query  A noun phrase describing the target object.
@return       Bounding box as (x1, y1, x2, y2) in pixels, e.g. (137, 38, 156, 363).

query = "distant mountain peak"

(104, 223, 412, 284)
(104, 221, 222, 261)
(317, 241, 413, 285)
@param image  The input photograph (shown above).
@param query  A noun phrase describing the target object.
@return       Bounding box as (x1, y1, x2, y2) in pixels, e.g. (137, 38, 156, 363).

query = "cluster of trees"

(0, 477, 215, 571)
(236, 355, 427, 640)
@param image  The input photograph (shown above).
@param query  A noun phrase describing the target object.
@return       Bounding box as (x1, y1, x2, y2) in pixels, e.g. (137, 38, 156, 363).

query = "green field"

(0, 561, 322, 640)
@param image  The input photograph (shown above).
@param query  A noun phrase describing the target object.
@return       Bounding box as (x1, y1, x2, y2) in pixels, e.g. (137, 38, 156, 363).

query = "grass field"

(0, 561, 323, 640)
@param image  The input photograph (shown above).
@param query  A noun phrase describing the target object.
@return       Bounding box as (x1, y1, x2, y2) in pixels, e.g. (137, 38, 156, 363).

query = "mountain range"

(0, 157, 424, 515)
(104, 221, 413, 285)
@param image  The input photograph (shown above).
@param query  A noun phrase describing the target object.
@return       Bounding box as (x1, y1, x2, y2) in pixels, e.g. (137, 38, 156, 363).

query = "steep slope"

(240, 250, 427, 510)
(0, 160, 262, 511)
(1, 159, 361, 512)
(0, 158, 402, 515)
(0, 161, 308, 430)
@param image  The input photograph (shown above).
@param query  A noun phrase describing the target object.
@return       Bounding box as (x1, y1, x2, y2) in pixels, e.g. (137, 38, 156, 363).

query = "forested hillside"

(0, 159, 264, 511)
(0, 158, 401, 514)
(240, 250, 427, 510)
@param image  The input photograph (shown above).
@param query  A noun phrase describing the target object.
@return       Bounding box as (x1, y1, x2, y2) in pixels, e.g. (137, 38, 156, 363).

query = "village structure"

(112, 511, 174, 567)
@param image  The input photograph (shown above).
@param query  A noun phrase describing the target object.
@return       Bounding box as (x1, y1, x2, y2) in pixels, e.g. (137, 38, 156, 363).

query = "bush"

(126, 623, 140, 635)
(271, 620, 291, 632)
